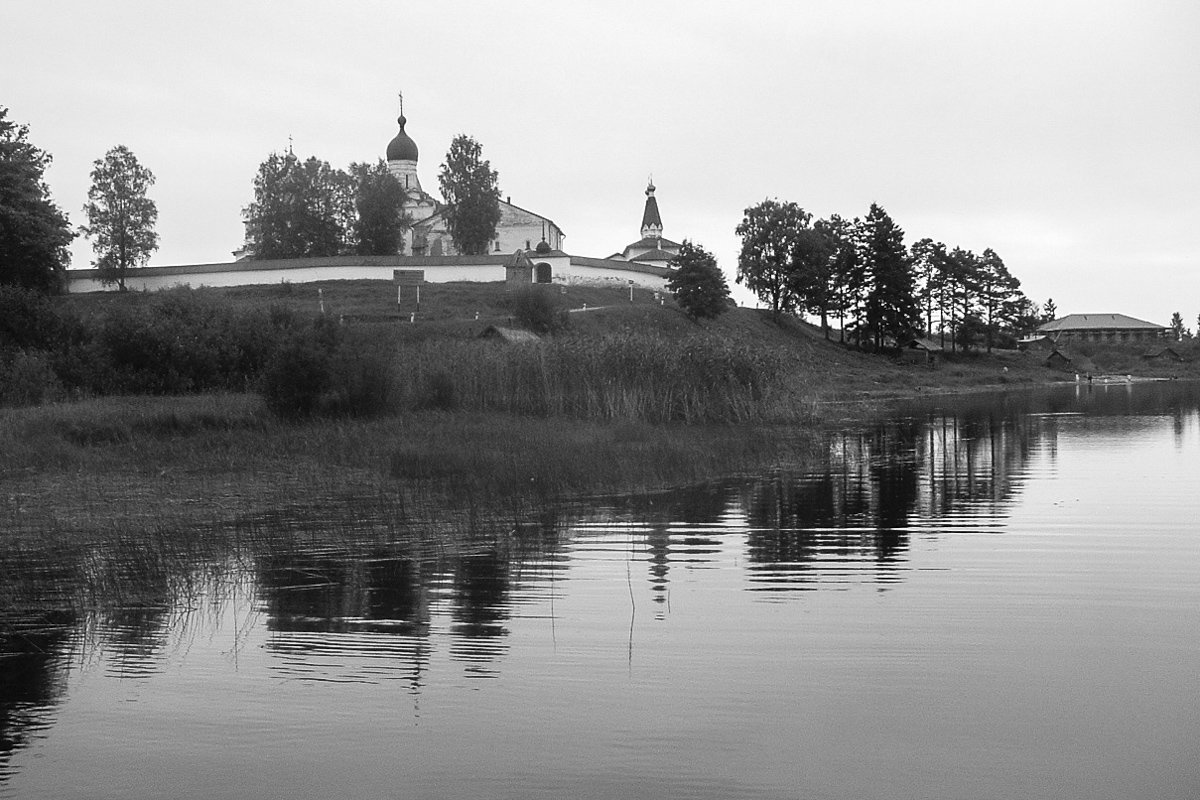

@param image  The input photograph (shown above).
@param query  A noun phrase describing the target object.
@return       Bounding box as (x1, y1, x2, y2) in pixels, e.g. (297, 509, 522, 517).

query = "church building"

(65, 106, 682, 294)
(385, 113, 565, 257)
(608, 180, 682, 269)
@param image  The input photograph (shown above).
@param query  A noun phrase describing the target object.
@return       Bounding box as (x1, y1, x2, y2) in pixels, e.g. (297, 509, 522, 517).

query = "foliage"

(1169, 311, 1188, 341)
(509, 286, 568, 334)
(667, 239, 730, 320)
(1042, 298, 1057, 322)
(858, 203, 918, 350)
(350, 160, 409, 255)
(0, 349, 62, 407)
(395, 332, 795, 424)
(789, 224, 837, 334)
(0, 107, 74, 292)
(242, 150, 354, 259)
(975, 248, 1022, 352)
(81, 145, 159, 291)
(735, 199, 811, 315)
(910, 238, 949, 339)
(259, 333, 333, 418)
(0, 285, 60, 350)
(437, 134, 501, 255)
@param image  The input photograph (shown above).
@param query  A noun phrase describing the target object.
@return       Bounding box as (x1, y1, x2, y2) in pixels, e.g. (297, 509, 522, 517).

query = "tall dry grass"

(398, 332, 816, 423)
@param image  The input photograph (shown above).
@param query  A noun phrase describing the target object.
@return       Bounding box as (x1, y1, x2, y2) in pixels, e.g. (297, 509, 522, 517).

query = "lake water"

(3, 382, 1199, 799)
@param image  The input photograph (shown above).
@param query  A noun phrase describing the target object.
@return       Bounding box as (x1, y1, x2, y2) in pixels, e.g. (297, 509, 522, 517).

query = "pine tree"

(858, 203, 918, 350)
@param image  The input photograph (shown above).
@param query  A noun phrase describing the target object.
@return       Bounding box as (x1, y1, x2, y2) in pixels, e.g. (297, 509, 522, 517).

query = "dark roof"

(624, 236, 682, 251)
(1142, 347, 1184, 360)
(1038, 313, 1165, 332)
(630, 248, 675, 262)
(641, 193, 662, 230)
(907, 337, 944, 352)
(505, 250, 534, 268)
(386, 116, 419, 161)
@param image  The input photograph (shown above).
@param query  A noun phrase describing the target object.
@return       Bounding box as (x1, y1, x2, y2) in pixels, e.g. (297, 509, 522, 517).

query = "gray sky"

(5, 1, 1197, 324)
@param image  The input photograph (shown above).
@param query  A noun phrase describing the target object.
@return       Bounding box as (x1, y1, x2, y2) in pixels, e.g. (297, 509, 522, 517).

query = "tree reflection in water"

(1, 381, 1197, 787)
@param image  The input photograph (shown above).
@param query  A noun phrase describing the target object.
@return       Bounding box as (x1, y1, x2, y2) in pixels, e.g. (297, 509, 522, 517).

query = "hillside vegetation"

(3, 279, 1197, 543)
(15, 279, 1196, 417)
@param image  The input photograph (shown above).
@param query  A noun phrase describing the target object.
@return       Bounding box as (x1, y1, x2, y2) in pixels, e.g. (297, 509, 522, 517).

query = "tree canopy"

(734, 199, 812, 316)
(0, 107, 74, 292)
(437, 134, 501, 256)
(733, 194, 1039, 351)
(350, 160, 409, 256)
(667, 239, 730, 320)
(81, 145, 159, 291)
(242, 150, 354, 259)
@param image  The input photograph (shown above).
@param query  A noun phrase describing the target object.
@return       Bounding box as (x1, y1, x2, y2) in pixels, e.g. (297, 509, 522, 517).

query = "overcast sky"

(5, 1, 1197, 324)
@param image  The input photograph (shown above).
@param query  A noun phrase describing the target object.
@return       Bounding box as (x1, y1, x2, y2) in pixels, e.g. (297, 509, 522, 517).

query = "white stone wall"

(66, 264, 507, 293)
(555, 263, 669, 292)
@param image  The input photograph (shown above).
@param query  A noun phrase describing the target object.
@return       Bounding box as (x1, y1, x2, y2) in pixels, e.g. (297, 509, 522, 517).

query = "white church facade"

(66, 109, 677, 294)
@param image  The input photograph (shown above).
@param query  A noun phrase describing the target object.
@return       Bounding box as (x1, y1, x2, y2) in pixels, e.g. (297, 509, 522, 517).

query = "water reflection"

(2, 381, 1199, 795)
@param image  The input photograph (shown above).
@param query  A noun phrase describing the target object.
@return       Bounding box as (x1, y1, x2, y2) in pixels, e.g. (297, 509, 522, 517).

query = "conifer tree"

(858, 203, 918, 350)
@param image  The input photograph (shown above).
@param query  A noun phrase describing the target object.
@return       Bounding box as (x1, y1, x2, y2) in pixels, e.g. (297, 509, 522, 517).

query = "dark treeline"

(736, 199, 1046, 352)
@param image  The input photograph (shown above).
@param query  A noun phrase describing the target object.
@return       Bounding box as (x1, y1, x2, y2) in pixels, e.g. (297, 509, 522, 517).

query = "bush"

(324, 333, 397, 418)
(0, 286, 60, 351)
(0, 349, 62, 407)
(509, 286, 568, 334)
(259, 337, 332, 418)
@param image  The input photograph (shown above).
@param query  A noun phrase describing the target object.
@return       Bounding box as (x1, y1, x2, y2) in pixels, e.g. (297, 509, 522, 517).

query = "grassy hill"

(56, 278, 1198, 405)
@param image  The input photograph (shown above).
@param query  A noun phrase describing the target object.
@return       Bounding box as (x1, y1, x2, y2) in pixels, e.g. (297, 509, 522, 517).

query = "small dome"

(386, 115, 419, 162)
(535, 240, 552, 254)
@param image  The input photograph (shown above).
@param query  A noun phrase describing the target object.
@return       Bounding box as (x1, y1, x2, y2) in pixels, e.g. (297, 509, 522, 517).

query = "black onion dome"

(386, 116, 419, 161)
(535, 240, 552, 254)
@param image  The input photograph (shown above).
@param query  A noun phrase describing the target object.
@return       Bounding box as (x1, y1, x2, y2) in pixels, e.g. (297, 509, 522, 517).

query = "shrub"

(509, 286, 568, 334)
(0, 349, 62, 407)
(259, 337, 332, 418)
(0, 286, 59, 350)
(324, 333, 397, 418)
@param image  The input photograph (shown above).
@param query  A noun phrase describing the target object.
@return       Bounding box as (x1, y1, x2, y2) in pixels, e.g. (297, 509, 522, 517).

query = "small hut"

(901, 337, 943, 366)
(1045, 349, 1074, 370)
(1142, 346, 1185, 362)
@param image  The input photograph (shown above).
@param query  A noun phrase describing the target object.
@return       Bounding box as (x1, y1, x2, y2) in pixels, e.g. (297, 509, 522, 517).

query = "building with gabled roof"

(1036, 314, 1167, 344)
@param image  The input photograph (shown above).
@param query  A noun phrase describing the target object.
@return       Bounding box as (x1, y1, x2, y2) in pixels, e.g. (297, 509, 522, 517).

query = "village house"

(1036, 314, 1167, 344)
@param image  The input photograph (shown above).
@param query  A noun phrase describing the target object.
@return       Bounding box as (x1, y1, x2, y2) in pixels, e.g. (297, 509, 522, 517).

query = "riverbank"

(5, 280, 1197, 541)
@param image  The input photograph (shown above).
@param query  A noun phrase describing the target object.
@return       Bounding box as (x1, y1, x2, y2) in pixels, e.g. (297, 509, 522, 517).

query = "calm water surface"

(3, 382, 1199, 799)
